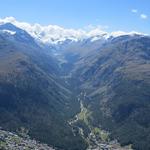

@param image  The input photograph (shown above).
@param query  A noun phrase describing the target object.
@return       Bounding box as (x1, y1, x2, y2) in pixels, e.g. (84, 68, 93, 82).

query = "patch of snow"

(0, 29, 16, 35)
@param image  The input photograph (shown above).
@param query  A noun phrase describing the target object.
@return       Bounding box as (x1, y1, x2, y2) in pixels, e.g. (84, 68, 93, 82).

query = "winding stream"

(68, 92, 133, 150)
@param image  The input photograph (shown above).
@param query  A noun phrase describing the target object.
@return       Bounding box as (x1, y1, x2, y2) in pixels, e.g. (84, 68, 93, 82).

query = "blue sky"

(0, 0, 149, 33)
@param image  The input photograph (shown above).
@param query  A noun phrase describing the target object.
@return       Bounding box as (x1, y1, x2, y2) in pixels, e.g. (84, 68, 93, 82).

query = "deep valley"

(0, 21, 150, 150)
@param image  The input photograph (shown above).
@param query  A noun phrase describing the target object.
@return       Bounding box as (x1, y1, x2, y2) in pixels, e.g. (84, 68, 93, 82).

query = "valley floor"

(69, 92, 133, 150)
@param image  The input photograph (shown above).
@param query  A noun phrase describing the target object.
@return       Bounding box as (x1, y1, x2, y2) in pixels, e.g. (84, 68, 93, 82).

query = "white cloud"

(131, 9, 148, 20)
(131, 9, 138, 13)
(0, 17, 110, 43)
(140, 14, 148, 19)
(0, 16, 147, 44)
(110, 31, 147, 37)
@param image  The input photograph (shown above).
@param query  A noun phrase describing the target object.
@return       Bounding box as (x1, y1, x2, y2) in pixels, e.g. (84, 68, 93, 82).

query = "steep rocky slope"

(70, 35, 150, 150)
(0, 23, 86, 150)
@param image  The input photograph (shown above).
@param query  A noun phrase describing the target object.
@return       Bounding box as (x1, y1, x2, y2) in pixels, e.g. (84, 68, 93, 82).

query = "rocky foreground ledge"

(0, 128, 55, 150)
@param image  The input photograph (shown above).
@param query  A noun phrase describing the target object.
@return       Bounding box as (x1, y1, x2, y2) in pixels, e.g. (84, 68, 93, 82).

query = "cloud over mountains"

(0, 17, 146, 44)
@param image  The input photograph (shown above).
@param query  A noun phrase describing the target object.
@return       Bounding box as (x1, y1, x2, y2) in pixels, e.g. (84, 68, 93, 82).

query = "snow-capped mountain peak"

(0, 17, 146, 44)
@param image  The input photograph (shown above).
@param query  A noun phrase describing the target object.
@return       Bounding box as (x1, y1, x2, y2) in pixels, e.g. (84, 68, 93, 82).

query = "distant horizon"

(0, 16, 149, 36)
(0, 16, 149, 45)
(0, 0, 149, 34)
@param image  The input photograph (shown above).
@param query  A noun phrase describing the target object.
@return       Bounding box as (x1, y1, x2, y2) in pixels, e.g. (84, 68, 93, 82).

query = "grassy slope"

(0, 34, 87, 150)
(71, 35, 150, 150)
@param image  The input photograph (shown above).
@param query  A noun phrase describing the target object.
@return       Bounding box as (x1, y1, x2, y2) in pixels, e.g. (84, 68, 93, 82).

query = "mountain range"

(0, 18, 150, 150)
